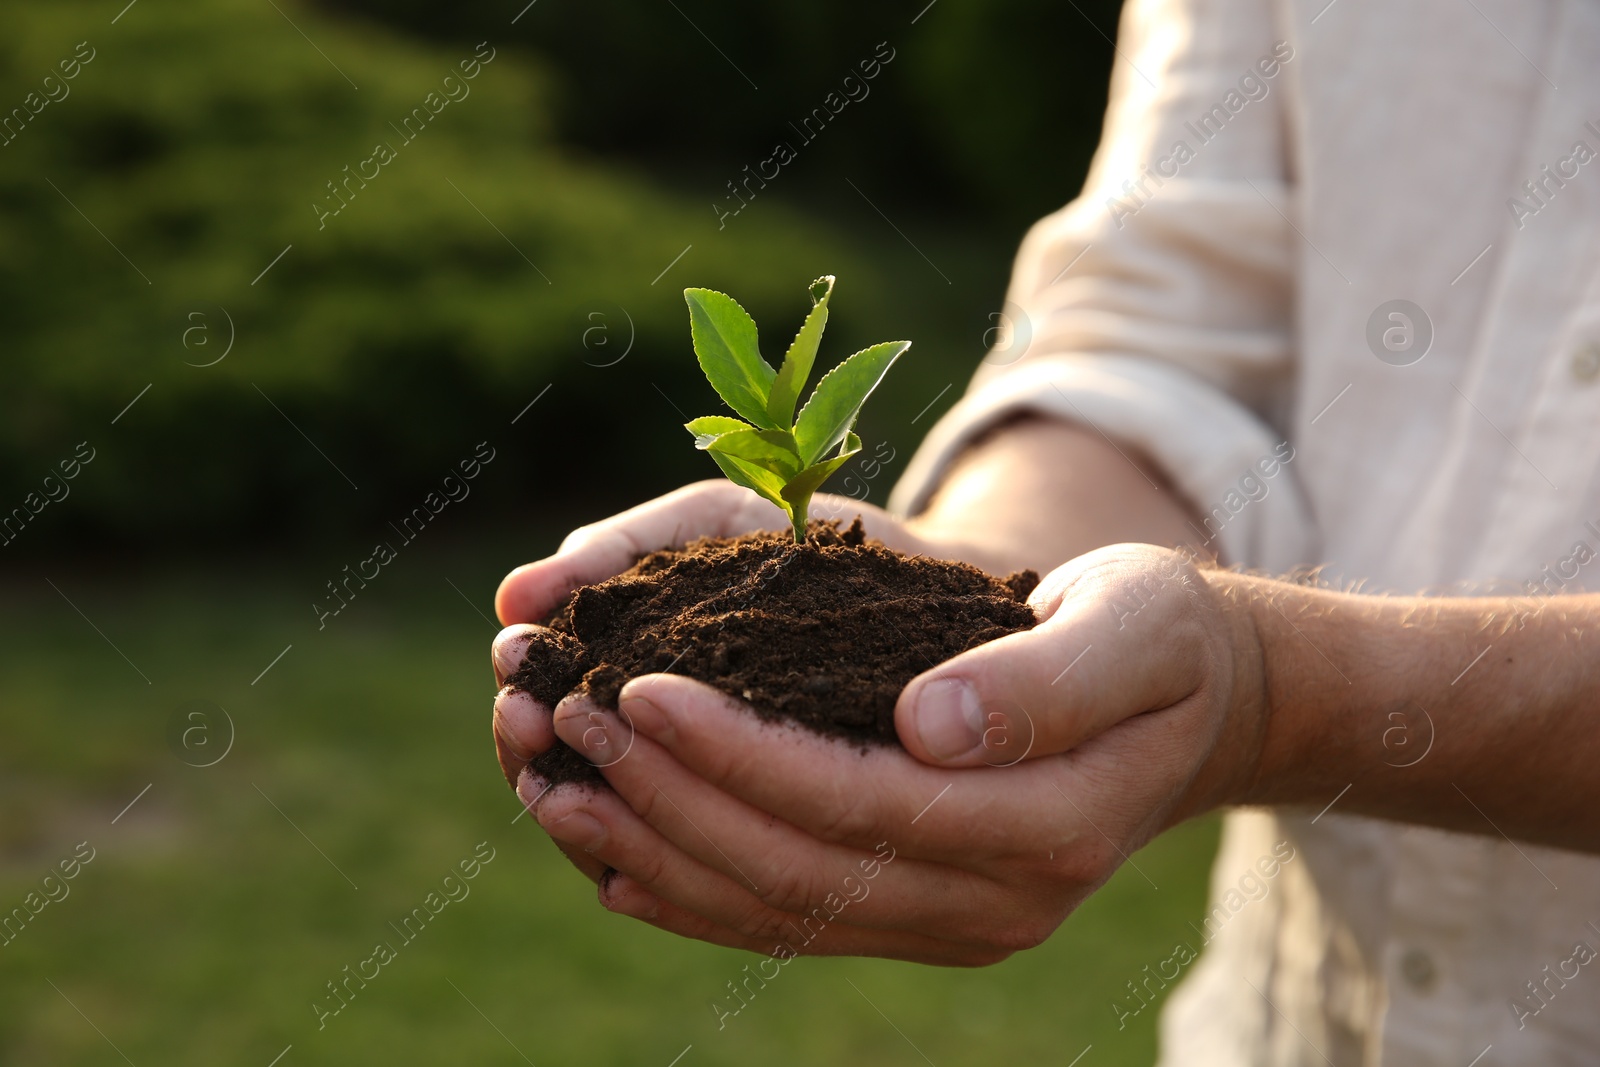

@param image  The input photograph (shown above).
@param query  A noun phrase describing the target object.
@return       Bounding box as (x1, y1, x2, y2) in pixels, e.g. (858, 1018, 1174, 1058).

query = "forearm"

(1226, 573, 1600, 852)
(905, 416, 1204, 576)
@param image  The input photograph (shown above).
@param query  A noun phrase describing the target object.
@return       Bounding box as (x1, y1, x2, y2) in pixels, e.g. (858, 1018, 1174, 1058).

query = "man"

(492, 0, 1600, 1060)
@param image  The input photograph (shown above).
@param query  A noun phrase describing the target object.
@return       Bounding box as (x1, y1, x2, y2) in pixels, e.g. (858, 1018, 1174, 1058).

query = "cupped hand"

(510, 542, 1270, 963)
(490, 479, 947, 791)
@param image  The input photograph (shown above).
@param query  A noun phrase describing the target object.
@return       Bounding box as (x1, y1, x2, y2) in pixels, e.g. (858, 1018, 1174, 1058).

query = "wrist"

(1216, 572, 1367, 807)
(1176, 566, 1274, 817)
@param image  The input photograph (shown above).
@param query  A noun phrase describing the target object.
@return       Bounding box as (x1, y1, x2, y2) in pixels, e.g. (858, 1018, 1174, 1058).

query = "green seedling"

(683, 275, 909, 542)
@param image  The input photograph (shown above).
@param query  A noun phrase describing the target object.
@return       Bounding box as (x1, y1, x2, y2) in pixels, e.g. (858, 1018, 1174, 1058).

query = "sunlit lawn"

(0, 539, 1219, 1066)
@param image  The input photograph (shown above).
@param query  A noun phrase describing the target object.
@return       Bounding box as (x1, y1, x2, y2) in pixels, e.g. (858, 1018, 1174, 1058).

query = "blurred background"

(1, 0, 1224, 1063)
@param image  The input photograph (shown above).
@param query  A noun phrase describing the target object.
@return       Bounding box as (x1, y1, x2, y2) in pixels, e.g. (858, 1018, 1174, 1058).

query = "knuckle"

(625, 848, 671, 893)
(755, 857, 823, 915)
(705, 722, 760, 782)
(808, 777, 881, 846)
(812, 799, 876, 847)
(729, 899, 792, 942)
(632, 784, 670, 828)
(557, 522, 600, 553)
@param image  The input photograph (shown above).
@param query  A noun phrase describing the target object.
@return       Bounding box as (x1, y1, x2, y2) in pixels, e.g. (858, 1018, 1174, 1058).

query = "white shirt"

(888, 0, 1600, 1061)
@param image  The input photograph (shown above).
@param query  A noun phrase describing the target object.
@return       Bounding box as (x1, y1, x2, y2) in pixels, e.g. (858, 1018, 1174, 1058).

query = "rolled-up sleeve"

(888, 0, 1316, 572)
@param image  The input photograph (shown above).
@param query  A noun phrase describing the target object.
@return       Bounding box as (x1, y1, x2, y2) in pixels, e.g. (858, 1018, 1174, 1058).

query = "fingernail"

(547, 811, 606, 851)
(517, 771, 551, 812)
(914, 678, 983, 761)
(601, 870, 659, 919)
(492, 627, 533, 684)
(617, 689, 669, 740)
(494, 688, 538, 761)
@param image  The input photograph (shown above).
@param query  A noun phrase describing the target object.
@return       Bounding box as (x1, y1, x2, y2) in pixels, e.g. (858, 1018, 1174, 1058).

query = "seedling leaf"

(704, 428, 802, 480)
(707, 450, 792, 520)
(685, 415, 754, 448)
(776, 433, 861, 541)
(765, 275, 834, 427)
(684, 277, 907, 542)
(684, 289, 778, 428)
(793, 340, 910, 466)
(780, 433, 861, 506)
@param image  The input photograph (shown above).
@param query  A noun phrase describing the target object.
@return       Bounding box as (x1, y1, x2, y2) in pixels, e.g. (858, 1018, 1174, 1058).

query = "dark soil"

(506, 517, 1039, 786)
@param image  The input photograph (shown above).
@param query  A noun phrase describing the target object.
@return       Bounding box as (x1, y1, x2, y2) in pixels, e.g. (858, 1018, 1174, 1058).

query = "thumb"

(894, 548, 1208, 767)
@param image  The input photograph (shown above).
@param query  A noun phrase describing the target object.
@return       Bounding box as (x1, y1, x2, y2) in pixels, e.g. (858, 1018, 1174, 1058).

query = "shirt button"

(1400, 947, 1437, 992)
(1572, 343, 1600, 382)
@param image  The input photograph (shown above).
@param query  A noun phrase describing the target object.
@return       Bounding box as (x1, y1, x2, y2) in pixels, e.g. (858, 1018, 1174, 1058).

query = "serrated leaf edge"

(792, 339, 910, 466)
(684, 288, 778, 428)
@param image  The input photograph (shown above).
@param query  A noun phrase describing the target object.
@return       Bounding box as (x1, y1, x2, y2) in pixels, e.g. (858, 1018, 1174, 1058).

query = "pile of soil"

(506, 518, 1039, 786)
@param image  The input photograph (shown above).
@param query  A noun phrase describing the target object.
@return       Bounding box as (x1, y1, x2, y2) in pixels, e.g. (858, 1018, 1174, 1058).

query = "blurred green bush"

(319, 0, 1122, 231)
(0, 0, 1118, 550)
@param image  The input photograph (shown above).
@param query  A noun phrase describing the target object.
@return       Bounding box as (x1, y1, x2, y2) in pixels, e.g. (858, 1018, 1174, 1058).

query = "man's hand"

(491, 479, 944, 792)
(491, 418, 1239, 957)
(490, 477, 959, 903)
(501, 543, 1270, 963)
(493, 418, 1205, 792)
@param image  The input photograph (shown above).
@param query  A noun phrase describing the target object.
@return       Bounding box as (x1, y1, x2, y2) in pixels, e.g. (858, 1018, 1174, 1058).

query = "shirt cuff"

(886, 354, 1318, 572)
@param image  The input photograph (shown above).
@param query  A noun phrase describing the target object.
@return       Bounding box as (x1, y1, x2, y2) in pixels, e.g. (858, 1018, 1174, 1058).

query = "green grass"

(0, 541, 1219, 1066)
